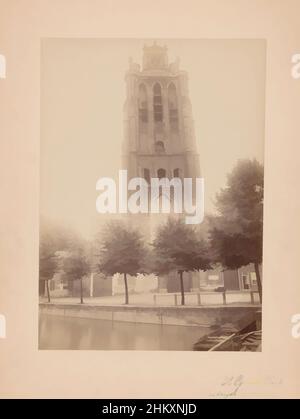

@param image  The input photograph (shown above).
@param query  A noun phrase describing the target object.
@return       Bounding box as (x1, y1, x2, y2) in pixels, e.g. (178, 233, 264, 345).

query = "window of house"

(250, 272, 257, 286)
(242, 274, 250, 290)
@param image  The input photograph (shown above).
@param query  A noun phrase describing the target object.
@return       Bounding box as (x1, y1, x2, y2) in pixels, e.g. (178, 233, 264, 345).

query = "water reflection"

(39, 314, 207, 350)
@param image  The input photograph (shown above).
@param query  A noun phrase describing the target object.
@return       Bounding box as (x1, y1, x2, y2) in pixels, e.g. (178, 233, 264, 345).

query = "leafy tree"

(209, 159, 263, 302)
(39, 250, 56, 303)
(39, 221, 84, 302)
(97, 221, 147, 304)
(60, 246, 90, 304)
(39, 223, 67, 302)
(152, 217, 211, 305)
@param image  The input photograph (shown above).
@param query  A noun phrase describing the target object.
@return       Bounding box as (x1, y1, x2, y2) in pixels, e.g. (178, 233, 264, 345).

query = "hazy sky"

(40, 39, 266, 238)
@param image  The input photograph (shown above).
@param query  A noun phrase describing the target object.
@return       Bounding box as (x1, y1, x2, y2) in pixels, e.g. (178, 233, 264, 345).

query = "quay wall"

(39, 303, 261, 328)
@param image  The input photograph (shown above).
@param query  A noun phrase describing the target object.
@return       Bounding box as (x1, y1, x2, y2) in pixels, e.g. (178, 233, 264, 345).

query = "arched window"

(154, 141, 165, 154)
(139, 84, 148, 123)
(157, 168, 167, 179)
(153, 83, 163, 122)
(168, 83, 179, 130)
(143, 168, 150, 184)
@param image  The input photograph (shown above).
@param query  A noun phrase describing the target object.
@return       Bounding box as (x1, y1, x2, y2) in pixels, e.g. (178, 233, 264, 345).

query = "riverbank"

(40, 290, 261, 307)
(39, 302, 261, 328)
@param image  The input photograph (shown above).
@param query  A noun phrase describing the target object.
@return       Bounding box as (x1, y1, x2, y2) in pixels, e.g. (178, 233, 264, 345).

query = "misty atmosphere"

(39, 39, 265, 351)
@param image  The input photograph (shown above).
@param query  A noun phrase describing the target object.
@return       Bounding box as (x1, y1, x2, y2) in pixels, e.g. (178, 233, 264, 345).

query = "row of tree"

(40, 159, 263, 305)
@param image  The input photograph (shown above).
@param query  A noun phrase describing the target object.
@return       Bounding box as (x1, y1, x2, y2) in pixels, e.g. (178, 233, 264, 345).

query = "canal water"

(39, 314, 208, 350)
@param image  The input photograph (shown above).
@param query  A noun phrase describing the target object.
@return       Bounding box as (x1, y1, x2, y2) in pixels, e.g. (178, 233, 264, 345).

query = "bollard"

(222, 292, 226, 305)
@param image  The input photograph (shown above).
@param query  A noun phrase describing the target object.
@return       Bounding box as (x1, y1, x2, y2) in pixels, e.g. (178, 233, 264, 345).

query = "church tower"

(122, 42, 201, 292)
(122, 42, 200, 183)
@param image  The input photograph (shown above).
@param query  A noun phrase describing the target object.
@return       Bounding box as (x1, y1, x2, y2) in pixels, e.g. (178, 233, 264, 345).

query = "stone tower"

(122, 42, 200, 185)
(122, 42, 201, 292)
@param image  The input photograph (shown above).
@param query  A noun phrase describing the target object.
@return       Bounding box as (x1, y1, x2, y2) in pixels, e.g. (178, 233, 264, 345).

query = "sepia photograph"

(39, 38, 265, 351)
(2, 0, 300, 401)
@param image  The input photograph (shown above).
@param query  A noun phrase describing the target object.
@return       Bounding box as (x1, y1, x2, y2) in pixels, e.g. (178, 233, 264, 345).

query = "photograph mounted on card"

(39, 39, 265, 351)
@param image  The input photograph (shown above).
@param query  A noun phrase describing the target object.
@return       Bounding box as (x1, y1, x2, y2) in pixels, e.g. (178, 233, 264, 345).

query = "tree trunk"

(124, 273, 129, 305)
(46, 280, 51, 303)
(90, 273, 94, 298)
(254, 262, 262, 304)
(179, 271, 185, 306)
(80, 277, 84, 304)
